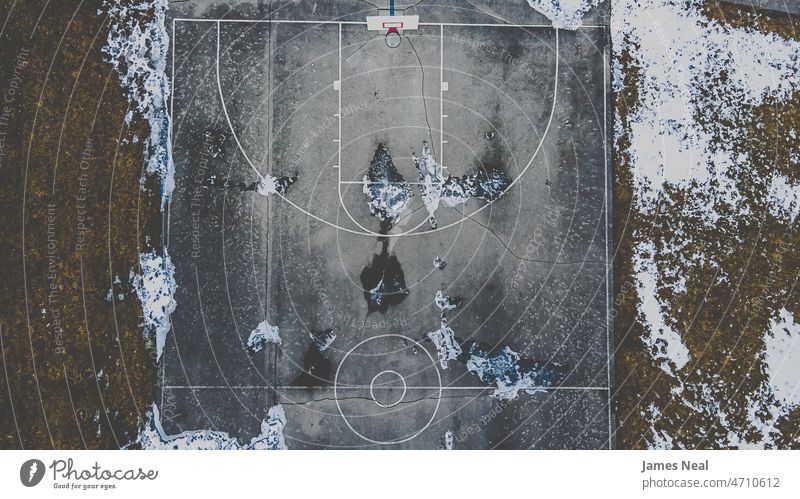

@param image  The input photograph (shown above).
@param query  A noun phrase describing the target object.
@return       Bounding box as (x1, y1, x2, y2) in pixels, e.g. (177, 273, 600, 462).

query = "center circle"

(334, 333, 442, 445)
(369, 370, 408, 408)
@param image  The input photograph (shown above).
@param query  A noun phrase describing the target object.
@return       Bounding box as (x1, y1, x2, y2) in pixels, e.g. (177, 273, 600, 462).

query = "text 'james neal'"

(641, 460, 709, 473)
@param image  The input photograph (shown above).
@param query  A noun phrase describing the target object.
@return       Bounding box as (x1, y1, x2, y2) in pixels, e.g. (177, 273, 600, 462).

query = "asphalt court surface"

(163, 2, 612, 449)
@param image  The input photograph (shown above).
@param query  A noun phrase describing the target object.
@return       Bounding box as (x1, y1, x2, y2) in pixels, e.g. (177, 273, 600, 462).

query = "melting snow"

(764, 308, 800, 407)
(247, 320, 281, 352)
(616, 0, 800, 448)
(464, 343, 561, 400)
(434, 290, 461, 311)
(427, 290, 463, 369)
(248, 405, 289, 450)
(426, 317, 462, 369)
(256, 174, 296, 196)
(311, 328, 337, 352)
(526, 0, 604, 29)
(414, 142, 509, 229)
(643, 403, 674, 450)
(103, 0, 174, 210)
(767, 174, 800, 223)
(137, 403, 288, 450)
(363, 143, 413, 223)
(130, 250, 176, 362)
(614, 0, 800, 223)
(633, 241, 691, 376)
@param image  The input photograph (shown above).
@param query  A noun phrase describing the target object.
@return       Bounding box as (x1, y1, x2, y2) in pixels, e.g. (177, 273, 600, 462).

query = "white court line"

(175, 17, 606, 29)
(163, 385, 608, 390)
(422, 22, 605, 28)
(340, 181, 442, 185)
(216, 21, 266, 183)
(185, 22, 612, 444)
(337, 21, 342, 170)
(603, 37, 612, 448)
(163, 17, 175, 413)
(333, 23, 384, 235)
(213, 20, 561, 238)
(439, 24, 444, 166)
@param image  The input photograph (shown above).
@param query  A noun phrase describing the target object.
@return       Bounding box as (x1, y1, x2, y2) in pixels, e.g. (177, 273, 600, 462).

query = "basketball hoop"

(367, 13, 419, 49)
(384, 27, 401, 48)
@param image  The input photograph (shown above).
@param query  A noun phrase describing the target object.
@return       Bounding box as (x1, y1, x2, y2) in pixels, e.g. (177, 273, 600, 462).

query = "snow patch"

(633, 241, 691, 376)
(426, 317, 462, 369)
(414, 142, 510, 229)
(434, 290, 461, 311)
(767, 174, 800, 223)
(464, 343, 561, 400)
(256, 174, 296, 196)
(363, 143, 413, 223)
(248, 405, 288, 450)
(644, 403, 674, 450)
(103, 0, 174, 210)
(130, 250, 176, 362)
(764, 308, 800, 407)
(614, 0, 800, 224)
(137, 403, 287, 450)
(526, 0, 604, 30)
(247, 320, 281, 352)
(311, 328, 337, 352)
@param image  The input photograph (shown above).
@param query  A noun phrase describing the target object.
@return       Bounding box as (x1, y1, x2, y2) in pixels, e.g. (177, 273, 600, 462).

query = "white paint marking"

(175, 18, 606, 29)
(603, 39, 612, 449)
(440, 24, 444, 166)
(163, 385, 609, 391)
(211, 22, 561, 238)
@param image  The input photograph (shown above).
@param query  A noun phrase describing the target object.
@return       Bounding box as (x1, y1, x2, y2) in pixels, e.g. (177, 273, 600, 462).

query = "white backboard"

(366, 15, 420, 31)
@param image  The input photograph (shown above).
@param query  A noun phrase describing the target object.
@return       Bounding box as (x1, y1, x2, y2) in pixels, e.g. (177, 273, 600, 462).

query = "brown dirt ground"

(613, 0, 800, 449)
(0, 0, 158, 449)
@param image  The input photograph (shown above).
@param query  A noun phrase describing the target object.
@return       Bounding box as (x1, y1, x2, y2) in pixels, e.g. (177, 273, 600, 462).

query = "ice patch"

(633, 241, 691, 376)
(434, 290, 461, 311)
(463, 343, 561, 400)
(130, 250, 176, 362)
(247, 320, 281, 352)
(363, 143, 413, 225)
(136, 403, 288, 450)
(426, 317, 462, 369)
(427, 290, 464, 369)
(103, 0, 174, 210)
(256, 174, 296, 196)
(767, 174, 800, 223)
(311, 328, 337, 352)
(248, 405, 288, 450)
(764, 308, 800, 407)
(526, 0, 604, 29)
(414, 142, 510, 229)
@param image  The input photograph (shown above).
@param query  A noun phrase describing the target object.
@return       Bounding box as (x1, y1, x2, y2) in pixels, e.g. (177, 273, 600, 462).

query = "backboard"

(366, 14, 420, 32)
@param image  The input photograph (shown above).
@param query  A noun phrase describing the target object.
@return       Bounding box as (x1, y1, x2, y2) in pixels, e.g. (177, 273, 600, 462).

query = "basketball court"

(162, 0, 612, 449)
